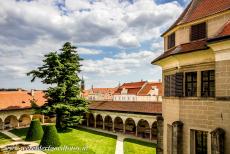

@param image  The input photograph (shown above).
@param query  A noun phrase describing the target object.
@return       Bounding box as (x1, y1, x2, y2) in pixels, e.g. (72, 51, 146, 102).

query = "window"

(195, 130, 208, 154)
(167, 33, 175, 49)
(185, 72, 197, 96)
(201, 70, 215, 97)
(191, 22, 206, 41)
(164, 75, 171, 96)
(164, 73, 184, 97)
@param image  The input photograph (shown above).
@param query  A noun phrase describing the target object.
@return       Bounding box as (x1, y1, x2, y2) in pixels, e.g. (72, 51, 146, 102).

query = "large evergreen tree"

(27, 42, 88, 131)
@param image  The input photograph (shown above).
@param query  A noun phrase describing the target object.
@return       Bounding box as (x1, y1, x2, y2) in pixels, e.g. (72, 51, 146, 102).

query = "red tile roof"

(163, 0, 230, 36)
(114, 81, 146, 95)
(89, 101, 162, 114)
(91, 88, 117, 94)
(152, 39, 209, 63)
(218, 20, 230, 37)
(138, 82, 162, 96)
(0, 90, 46, 111)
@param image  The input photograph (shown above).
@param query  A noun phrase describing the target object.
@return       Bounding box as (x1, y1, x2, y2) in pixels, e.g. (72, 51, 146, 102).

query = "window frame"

(185, 72, 197, 97)
(195, 130, 208, 154)
(201, 70, 215, 97)
(190, 22, 207, 41)
(167, 32, 175, 49)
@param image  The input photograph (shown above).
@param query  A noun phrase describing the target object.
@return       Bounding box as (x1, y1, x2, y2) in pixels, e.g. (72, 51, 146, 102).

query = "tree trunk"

(56, 114, 62, 131)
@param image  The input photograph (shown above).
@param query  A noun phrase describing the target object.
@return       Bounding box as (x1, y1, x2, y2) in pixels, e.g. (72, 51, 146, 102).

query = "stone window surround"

(188, 127, 212, 154)
(163, 69, 216, 98)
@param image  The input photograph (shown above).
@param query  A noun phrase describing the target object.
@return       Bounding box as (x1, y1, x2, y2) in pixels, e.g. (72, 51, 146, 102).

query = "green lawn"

(10, 127, 117, 154)
(0, 132, 12, 145)
(10, 127, 28, 140)
(124, 138, 156, 154)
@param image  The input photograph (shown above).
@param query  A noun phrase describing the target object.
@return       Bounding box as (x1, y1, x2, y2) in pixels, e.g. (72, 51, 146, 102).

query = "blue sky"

(0, 0, 187, 89)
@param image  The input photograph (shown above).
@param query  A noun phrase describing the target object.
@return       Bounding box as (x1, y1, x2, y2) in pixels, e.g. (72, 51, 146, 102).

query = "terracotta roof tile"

(152, 39, 209, 63)
(91, 88, 117, 94)
(138, 82, 162, 96)
(163, 0, 230, 36)
(218, 20, 230, 36)
(0, 91, 46, 111)
(114, 81, 146, 95)
(89, 101, 162, 114)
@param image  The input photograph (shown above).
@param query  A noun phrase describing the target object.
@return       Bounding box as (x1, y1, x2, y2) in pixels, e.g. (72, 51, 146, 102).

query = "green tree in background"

(27, 42, 88, 131)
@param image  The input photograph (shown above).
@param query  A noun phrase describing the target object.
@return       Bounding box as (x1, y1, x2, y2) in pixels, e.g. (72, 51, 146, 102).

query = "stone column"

(2, 122, 4, 130)
(87, 117, 89, 127)
(211, 128, 225, 154)
(103, 121, 105, 130)
(112, 121, 115, 132)
(172, 121, 183, 154)
(94, 119, 96, 128)
(41, 115, 45, 124)
(123, 124, 125, 134)
(150, 128, 152, 140)
(156, 116, 164, 154)
(136, 125, 138, 136)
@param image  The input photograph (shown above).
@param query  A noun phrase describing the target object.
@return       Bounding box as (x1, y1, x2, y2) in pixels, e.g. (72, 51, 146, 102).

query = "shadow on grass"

(124, 138, 156, 147)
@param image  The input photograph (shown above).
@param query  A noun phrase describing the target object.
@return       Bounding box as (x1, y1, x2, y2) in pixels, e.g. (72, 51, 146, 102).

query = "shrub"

(40, 124, 61, 147)
(25, 119, 43, 141)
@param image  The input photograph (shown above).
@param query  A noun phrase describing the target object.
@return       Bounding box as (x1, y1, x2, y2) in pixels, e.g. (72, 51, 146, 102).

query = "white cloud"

(0, 0, 182, 88)
(82, 50, 161, 76)
(77, 47, 102, 55)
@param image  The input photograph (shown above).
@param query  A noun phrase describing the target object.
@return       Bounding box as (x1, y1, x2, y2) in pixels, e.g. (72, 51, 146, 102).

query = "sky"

(0, 0, 189, 90)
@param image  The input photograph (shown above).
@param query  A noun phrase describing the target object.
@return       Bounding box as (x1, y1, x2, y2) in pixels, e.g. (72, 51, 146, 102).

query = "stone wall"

(215, 60, 230, 98)
(163, 97, 230, 154)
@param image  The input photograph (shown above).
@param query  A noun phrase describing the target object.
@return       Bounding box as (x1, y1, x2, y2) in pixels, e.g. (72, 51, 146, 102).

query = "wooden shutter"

(167, 33, 175, 49)
(175, 72, 184, 97)
(191, 22, 206, 41)
(170, 74, 176, 96)
(164, 75, 171, 96)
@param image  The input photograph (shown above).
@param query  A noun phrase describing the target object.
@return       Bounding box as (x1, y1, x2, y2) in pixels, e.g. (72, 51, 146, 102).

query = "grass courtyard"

(10, 127, 117, 154)
(0, 132, 12, 145)
(10, 127, 157, 154)
(124, 138, 156, 154)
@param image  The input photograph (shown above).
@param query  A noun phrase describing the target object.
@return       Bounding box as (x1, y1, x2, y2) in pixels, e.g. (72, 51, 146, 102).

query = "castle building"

(0, 89, 48, 130)
(152, 0, 230, 153)
(113, 81, 162, 102)
(83, 87, 117, 101)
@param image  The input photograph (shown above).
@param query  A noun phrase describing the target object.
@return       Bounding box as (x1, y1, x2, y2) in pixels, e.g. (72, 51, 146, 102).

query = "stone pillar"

(41, 115, 45, 124)
(172, 121, 183, 154)
(2, 122, 4, 130)
(30, 115, 33, 120)
(150, 128, 152, 140)
(156, 116, 164, 154)
(103, 121, 105, 130)
(94, 119, 96, 128)
(87, 117, 89, 127)
(112, 121, 115, 132)
(136, 125, 138, 136)
(211, 128, 225, 154)
(123, 124, 125, 134)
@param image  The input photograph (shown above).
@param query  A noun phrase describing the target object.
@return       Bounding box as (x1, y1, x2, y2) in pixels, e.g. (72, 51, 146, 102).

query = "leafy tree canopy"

(27, 42, 88, 131)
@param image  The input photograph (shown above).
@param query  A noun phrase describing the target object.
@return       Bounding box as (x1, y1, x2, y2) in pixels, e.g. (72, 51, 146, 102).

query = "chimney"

(31, 89, 35, 96)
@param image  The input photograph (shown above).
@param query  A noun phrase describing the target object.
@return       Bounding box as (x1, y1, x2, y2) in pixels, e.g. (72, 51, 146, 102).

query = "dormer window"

(167, 32, 175, 49)
(190, 22, 206, 41)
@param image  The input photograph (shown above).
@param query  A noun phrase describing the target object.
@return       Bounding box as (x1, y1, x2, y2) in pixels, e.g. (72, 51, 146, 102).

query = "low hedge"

(40, 124, 61, 147)
(25, 119, 43, 141)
